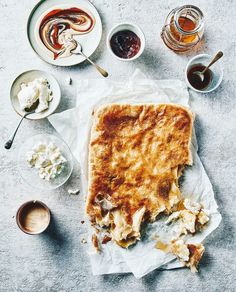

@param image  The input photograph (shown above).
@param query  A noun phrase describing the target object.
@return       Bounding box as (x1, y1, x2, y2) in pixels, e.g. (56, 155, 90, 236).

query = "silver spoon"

(72, 42, 108, 78)
(193, 51, 223, 82)
(4, 100, 39, 150)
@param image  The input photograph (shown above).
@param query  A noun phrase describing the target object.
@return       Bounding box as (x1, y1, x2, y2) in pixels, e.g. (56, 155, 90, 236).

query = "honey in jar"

(161, 5, 204, 52)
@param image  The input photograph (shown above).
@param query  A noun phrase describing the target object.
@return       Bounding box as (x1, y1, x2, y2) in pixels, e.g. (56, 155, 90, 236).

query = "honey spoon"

(72, 42, 108, 78)
(193, 51, 223, 82)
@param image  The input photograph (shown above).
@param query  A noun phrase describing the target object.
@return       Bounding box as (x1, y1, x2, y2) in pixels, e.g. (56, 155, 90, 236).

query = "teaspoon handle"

(94, 63, 109, 78)
(4, 114, 27, 149)
(81, 52, 108, 78)
(203, 51, 223, 74)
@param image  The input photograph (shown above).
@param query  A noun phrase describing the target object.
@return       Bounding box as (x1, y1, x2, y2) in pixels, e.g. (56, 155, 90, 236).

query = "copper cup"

(16, 200, 51, 235)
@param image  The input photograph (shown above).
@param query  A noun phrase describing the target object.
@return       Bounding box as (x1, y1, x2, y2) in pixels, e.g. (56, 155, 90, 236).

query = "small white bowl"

(106, 23, 145, 61)
(185, 54, 223, 93)
(18, 134, 73, 191)
(10, 70, 61, 120)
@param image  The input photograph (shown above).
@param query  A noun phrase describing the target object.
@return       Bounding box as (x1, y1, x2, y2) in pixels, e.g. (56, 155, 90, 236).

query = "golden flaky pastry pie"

(86, 104, 194, 248)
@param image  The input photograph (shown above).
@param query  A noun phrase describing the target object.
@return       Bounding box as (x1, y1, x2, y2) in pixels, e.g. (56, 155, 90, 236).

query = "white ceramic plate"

(27, 0, 102, 66)
(10, 70, 61, 120)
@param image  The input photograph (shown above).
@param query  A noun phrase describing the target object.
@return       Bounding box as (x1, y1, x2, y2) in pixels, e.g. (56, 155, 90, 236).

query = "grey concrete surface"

(0, 0, 236, 291)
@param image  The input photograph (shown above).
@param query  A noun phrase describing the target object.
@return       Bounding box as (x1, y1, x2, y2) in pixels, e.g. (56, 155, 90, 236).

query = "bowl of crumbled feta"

(18, 134, 73, 190)
(10, 70, 61, 120)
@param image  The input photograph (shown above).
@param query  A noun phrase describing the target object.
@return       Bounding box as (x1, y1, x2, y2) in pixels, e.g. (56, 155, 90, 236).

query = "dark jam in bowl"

(110, 30, 141, 59)
(187, 64, 212, 90)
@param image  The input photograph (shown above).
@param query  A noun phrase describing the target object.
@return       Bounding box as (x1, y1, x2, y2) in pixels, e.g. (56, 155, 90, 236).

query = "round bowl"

(10, 70, 61, 120)
(18, 134, 73, 190)
(185, 54, 223, 93)
(106, 23, 145, 61)
(16, 200, 51, 235)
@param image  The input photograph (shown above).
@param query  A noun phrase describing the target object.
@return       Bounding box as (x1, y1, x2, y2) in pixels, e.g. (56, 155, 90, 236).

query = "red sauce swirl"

(39, 7, 95, 59)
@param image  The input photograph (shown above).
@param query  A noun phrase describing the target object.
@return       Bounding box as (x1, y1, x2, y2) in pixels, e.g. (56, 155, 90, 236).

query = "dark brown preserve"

(110, 30, 141, 59)
(187, 64, 212, 90)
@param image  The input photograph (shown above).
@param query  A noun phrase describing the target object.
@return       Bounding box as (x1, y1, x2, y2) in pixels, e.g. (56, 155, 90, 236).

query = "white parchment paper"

(48, 70, 221, 278)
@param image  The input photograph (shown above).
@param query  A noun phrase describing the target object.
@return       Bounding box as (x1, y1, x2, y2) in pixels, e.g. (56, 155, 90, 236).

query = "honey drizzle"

(155, 241, 169, 253)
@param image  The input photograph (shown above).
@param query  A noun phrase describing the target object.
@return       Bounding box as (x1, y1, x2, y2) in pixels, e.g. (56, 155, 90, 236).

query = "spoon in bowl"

(72, 41, 108, 78)
(4, 100, 39, 150)
(193, 51, 223, 82)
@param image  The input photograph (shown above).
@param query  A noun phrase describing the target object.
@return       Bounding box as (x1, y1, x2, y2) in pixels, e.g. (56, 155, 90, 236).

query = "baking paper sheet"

(48, 70, 221, 278)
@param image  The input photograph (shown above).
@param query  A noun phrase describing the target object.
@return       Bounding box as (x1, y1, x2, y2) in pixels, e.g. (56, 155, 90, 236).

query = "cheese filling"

(166, 199, 210, 239)
(110, 207, 146, 247)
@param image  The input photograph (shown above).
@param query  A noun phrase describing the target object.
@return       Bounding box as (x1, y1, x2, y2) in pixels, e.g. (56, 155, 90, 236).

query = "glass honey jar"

(161, 5, 204, 52)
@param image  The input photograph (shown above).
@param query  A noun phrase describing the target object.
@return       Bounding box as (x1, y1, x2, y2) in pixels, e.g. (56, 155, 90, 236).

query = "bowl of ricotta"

(18, 134, 73, 190)
(10, 70, 61, 120)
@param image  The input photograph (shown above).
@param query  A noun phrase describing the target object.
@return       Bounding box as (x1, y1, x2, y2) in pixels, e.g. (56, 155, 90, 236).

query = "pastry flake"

(170, 240, 205, 273)
(166, 199, 210, 239)
(155, 239, 205, 273)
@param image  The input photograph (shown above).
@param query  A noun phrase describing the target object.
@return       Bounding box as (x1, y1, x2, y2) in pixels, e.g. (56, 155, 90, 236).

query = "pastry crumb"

(155, 239, 205, 273)
(166, 199, 210, 239)
(92, 234, 100, 253)
(81, 238, 87, 244)
(102, 235, 112, 244)
(66, 77, 72, 85)
(67, 188, 80, 195)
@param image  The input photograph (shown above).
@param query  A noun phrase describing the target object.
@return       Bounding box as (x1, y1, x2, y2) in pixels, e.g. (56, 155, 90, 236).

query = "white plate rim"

(27, 0, 103, 67)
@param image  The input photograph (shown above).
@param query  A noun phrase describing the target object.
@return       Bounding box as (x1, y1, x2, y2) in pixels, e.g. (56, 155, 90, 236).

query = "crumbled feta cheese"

(26, 142, 67, 181)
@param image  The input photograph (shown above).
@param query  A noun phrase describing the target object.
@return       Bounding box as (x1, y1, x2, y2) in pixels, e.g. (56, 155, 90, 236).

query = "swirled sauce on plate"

(39, 7, 95, 59)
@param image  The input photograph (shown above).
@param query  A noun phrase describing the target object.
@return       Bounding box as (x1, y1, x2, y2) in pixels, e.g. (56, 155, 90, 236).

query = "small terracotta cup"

(16, 200, 51, 235)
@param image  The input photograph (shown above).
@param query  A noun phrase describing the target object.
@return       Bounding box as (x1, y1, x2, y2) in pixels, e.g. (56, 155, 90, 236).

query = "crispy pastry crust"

(86, 104, 194, 247)
(186, 243, 205, 272)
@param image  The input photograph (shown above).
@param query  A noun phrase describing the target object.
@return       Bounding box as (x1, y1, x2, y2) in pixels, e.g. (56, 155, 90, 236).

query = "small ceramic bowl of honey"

(185, 54, 223, 93)
(16, 200, 51, 235)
